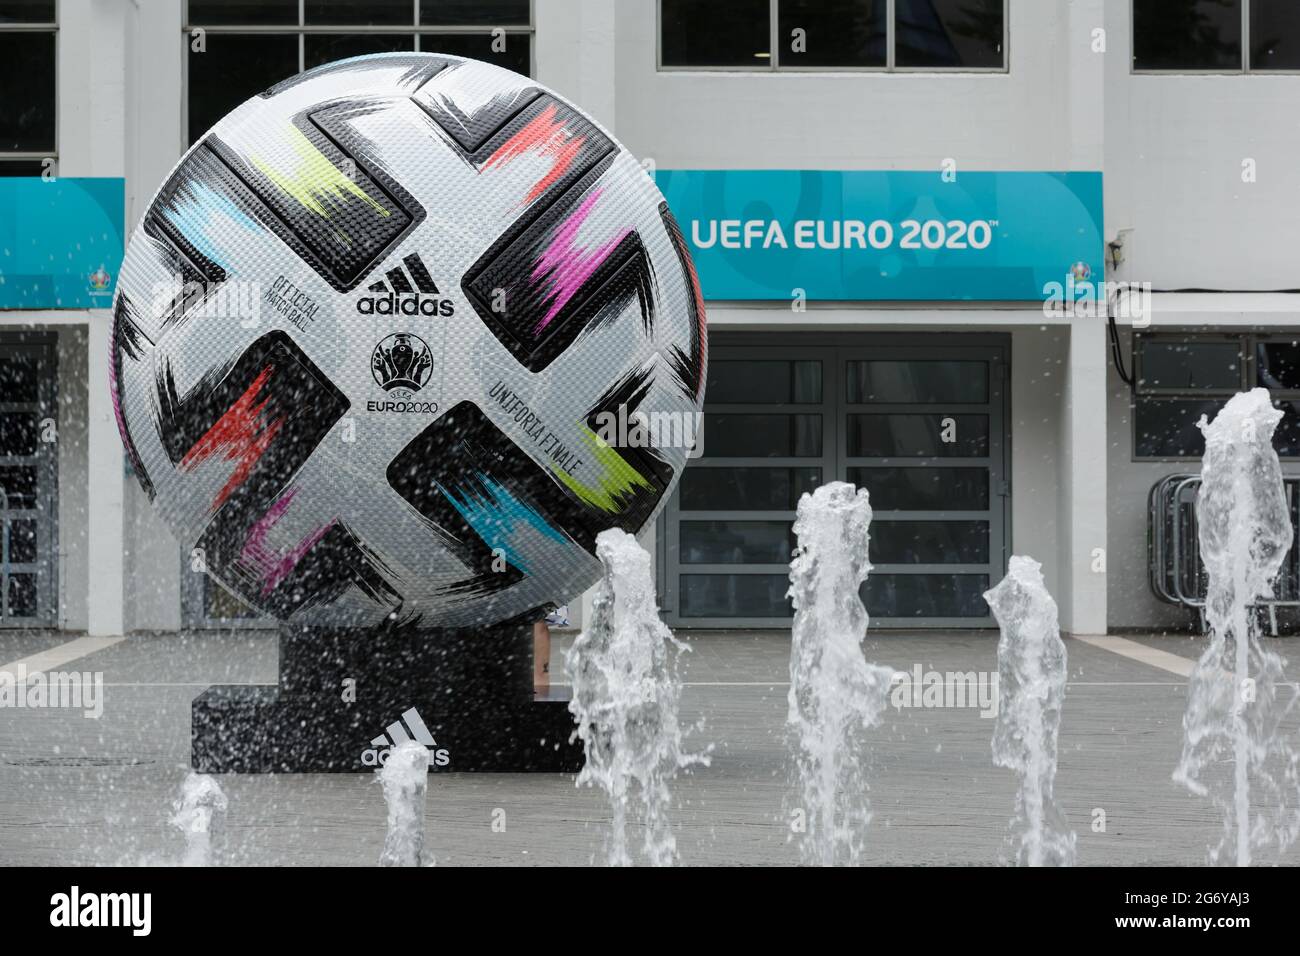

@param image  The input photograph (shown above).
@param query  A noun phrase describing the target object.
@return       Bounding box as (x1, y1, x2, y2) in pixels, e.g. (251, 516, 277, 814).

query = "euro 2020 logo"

(371, 332, 433, 396)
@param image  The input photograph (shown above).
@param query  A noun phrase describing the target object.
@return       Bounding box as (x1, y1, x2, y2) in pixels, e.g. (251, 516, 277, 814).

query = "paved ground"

(0, 627, 1297, 866)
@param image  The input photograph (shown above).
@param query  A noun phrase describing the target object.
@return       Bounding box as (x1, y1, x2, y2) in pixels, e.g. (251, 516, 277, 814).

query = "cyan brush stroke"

(438, 473, 567, 575)
(160, 179, 261, 271)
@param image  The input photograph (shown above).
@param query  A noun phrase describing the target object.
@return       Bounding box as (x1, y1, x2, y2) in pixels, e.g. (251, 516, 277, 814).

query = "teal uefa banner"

(0, 177, 125, 309)
(654, 170, 1104, 302)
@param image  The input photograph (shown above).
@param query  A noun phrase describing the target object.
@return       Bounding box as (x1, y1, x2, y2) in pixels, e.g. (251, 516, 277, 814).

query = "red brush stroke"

(180, 366, 283, 510)
(683, 247, 708, 399)
(483, 103, 585, 206)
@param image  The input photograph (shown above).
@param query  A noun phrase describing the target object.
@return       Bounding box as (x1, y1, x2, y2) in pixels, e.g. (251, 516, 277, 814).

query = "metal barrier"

(1148, 473, 1300, 635)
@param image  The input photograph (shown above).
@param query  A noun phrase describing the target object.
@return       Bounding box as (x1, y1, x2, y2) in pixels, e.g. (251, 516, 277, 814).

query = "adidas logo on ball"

(356, 253, 454, 317)
(360, 706, 451, 767)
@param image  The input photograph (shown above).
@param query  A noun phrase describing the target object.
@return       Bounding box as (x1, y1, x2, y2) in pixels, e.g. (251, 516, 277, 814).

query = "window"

(0, 1, 56, 177)
(1133, 0, 1300, 72)
(660, 0, 1006, 71)
(185, 0, 532, 145)
(1133, 333, 1300, 458)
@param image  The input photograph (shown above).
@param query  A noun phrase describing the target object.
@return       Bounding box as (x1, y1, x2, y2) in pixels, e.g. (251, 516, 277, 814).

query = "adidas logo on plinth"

(360, 706, 451, 767)
(356, 253, 454, 317)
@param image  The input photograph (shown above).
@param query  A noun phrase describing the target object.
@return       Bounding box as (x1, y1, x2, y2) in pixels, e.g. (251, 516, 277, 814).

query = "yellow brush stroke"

(251, 124, 390, 221)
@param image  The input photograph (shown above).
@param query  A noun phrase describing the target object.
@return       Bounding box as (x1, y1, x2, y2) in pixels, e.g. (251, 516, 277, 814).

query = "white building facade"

(2, 0, 1298, 637)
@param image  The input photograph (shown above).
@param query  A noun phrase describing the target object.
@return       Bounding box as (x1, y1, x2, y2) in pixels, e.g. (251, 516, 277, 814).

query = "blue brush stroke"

(160, 180, 261, 270)
(439, 473, 567, 575)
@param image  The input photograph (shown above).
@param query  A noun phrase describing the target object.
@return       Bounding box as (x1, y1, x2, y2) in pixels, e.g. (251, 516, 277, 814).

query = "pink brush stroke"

(240, 487, 335, 596)
(530, 187, 630, 334)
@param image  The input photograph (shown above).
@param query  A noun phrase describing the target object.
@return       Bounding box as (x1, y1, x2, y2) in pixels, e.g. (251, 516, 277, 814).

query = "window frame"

(182, 0, 535, 150)
(656, 0, 1009, 74)
(1131, 331, 1300, 461)
(1130, 0, 1300, 75)
(0, 1, 58, 176)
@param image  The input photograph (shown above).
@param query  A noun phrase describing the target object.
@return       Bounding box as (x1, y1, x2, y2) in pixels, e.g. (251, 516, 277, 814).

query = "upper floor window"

(659, 0, 1007, 71)
(1133, 0, 1300, 72)
(0, 1, 57, 177)
(1132, 333, 1300, 459)
(185, 0, 533, 145)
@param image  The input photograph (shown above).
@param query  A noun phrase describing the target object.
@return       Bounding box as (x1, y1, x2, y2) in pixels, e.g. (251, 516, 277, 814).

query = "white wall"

(55, 326, 88, 630)
(614, 0, 1079, 171)
(1105, 333, 1190, 630)
(1009, 326, 1067, 602)
(1104, 2, 1300, 290)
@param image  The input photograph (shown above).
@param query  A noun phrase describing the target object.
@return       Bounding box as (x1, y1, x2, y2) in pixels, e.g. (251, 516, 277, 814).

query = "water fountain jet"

(985, 555, 1076, 866)
(1174, 388, 1300, 866)
(378, 740, 431, 867)
(565, 528, 708, 867)
(171, 772, 227, 867)
(786, 482, 894, 867)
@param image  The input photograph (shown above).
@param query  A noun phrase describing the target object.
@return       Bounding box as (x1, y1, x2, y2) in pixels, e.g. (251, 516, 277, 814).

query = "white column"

(1058, 314, 1108, 636)
(86, 319, 125, 636)
(534, 0, 617, 133)
(1055, 0, 1108, 635)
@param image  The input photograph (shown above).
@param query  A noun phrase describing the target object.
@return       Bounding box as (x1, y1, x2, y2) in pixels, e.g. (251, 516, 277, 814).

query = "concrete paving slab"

(0, 629, 1296, 866)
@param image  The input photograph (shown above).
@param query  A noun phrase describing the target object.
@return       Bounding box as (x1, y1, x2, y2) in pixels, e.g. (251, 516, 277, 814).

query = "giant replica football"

(111, 54, 707, 631)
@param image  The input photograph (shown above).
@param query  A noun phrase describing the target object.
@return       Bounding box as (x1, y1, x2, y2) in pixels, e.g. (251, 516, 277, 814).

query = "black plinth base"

(191, 623, 584, 773)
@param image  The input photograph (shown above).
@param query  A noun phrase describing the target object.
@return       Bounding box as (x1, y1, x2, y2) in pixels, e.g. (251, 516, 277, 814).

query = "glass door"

(662, 336, 1009, 628)
(0, 335, 58, 628)
(841, 346, 1006, 626)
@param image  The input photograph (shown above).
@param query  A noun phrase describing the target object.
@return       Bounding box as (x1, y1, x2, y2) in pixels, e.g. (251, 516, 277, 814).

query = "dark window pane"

(707, 360, 822, 403)
(1251, 0, 1300, 70)
(188, 0, 299, 25)
(862, 573, 990, 618)
(1273, 400, 1300, 457)
(0, 1, 54, 24)
(848, 466, 989, 510)
(662, 0, 771, 67)
(847, 413, 988, 457)
(419, 33, 530, 75)
(5, 517, 37, 564)
(187, 33, 299, 144)
(681, 520, 795, 564)
(305, 0, 412, 26)
(0, 161, 46, 176)
(0, 32, 54, 151)
(869, 520, 988, 564)
(304, 33, 415, 70)
(846, 360, 988, 403)
(1257, 341, 1300, 389)
(895, 0, 1005, 69)
(1133, 0, 1242, 70)
(0, 413, 38, 456)
(1134, 397, 1223, 457)
(1139, 339, 1241, 390)
(679, 466, 822, 510)
(778, 0, 885, 67)
(680, 573, 792, 618)
(704, 414, 822, 457)
(0, 353, 39, 402)
(205, 579, 261, 620)
(5, 572, 37, 617)
(421, 0, 530, 26)
(0, 466, 37, 508)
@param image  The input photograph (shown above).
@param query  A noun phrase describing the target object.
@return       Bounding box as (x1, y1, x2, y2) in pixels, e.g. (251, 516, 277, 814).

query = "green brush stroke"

(549, 428, 652, 514)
